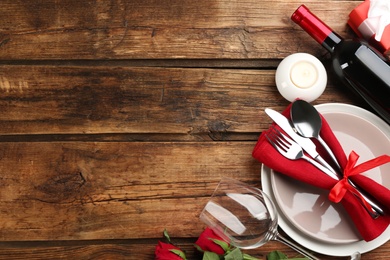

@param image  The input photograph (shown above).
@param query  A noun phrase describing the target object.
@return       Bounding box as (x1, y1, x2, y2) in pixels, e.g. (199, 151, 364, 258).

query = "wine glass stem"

(275, 232, 319, 260)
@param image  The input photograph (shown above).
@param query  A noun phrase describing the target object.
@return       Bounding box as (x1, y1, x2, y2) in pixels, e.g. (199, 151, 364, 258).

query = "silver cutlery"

(266, 126, 339, 180)
(266, 125, 380, 219)
(265, 108, 337, 177)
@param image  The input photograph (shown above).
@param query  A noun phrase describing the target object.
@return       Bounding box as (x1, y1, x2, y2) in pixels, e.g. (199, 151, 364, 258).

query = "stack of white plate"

(261, 103, 390, 256)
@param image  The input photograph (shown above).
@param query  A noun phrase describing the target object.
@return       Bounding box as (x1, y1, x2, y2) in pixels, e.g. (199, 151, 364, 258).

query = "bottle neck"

(322, 32, 342, 53)
(291, 5, 342, 53)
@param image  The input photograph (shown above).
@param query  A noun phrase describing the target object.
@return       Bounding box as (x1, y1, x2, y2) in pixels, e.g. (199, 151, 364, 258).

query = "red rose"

(195, 227, 228, 255)
(155, 241, 186, 260)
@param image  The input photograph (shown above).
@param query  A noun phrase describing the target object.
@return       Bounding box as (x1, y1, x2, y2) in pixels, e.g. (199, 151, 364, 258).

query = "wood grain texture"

(0, 0, 389, 259)
(0, 239, 389, 260)
(0, 65, 357, 137)
(0, 0, 359, 60)
(0, 142, 259, 241)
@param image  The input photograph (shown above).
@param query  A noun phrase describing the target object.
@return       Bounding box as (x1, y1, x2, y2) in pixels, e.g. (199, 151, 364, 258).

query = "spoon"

(290, 99, 384, 217)
(290, 99, 341, 171)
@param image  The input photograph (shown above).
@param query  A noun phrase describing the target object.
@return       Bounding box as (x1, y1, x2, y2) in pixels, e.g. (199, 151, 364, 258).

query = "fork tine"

(270, 133, 287, 151)
(270, 125, 294, 145)
(265, 134, 278, 149)
(266, 128, 287, 153)
(268, 126, 289, 150)
(265, 130, 277, 147)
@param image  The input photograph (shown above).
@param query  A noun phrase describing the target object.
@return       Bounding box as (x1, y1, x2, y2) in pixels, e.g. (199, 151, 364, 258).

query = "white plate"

(261, 103, 390, 256)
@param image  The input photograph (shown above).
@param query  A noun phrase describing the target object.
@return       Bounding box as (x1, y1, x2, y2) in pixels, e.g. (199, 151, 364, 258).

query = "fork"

(266, 126, 381, 218)
(265, 126, 339, 180)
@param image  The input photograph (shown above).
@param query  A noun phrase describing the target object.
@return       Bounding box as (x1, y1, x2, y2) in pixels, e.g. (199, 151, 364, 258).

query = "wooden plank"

(0, 238, 389, 259)
(0, 0, 359, 60)
(0, 141, 261, 241)
(0, 241, 161, 259)
(0, 240, 366, 260)
(0, 66, 358, 137)
(0, 240, 330, 259)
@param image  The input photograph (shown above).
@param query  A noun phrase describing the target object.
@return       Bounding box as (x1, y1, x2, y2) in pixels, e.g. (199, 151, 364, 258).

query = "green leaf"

(163, 229, 171, 242)
(243, 253, 261, 260)
(203, 251, 221, 260)
(194, 244, 204, 253)
(211, 238, 230, 252)
(224, 248, 243, 260)
(267, 251, 288, 260)
(170, 249, 187, 260)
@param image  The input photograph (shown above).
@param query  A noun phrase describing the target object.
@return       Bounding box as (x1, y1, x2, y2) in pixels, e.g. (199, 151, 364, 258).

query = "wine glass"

(200, 177, 319, 260)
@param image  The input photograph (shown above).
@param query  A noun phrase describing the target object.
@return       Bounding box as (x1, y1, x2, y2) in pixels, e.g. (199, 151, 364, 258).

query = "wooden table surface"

(0, 0, 389, 259)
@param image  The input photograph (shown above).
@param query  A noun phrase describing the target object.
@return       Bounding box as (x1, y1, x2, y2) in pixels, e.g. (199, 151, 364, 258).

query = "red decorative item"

(348, 0, 390, 55)
(195, 227, 228, 255)
(155, 241, 186, 260)
(329, 151, 390, 206)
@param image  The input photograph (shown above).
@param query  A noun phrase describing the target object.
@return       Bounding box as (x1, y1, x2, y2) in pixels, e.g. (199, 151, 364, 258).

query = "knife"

(265, 108, 340, 178)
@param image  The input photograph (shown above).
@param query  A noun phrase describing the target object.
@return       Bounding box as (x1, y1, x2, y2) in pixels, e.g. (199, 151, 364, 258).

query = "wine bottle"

(291, 5, 390, 125)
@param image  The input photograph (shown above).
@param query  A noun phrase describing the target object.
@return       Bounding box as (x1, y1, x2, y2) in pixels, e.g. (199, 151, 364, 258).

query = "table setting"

(198, 100, 389, 259)
(0, 0, 390, 259)
(256, 101, 390, 257)
(197, 2, 390, 259)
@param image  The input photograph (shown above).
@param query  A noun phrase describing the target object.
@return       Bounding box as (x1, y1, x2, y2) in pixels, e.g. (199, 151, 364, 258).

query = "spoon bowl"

(291, 100, 322, 139)
(290, 100, 341, 171)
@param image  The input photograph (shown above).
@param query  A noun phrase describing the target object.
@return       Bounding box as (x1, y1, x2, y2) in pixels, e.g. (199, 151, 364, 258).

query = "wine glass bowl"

(200, 177, 319, 260)
(200, 179, 278, 249)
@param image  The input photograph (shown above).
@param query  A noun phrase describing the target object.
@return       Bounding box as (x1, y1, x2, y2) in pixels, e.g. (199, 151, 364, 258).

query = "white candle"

(275, 53, 327, 102)
(290, 61, 318, 89)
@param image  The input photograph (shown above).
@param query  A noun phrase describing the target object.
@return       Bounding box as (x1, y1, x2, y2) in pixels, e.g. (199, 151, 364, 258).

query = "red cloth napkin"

(252, 104, 390, 241)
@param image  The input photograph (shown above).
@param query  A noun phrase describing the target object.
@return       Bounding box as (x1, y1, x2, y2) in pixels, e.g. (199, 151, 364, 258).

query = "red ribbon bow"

(329, 151, 390, 210)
